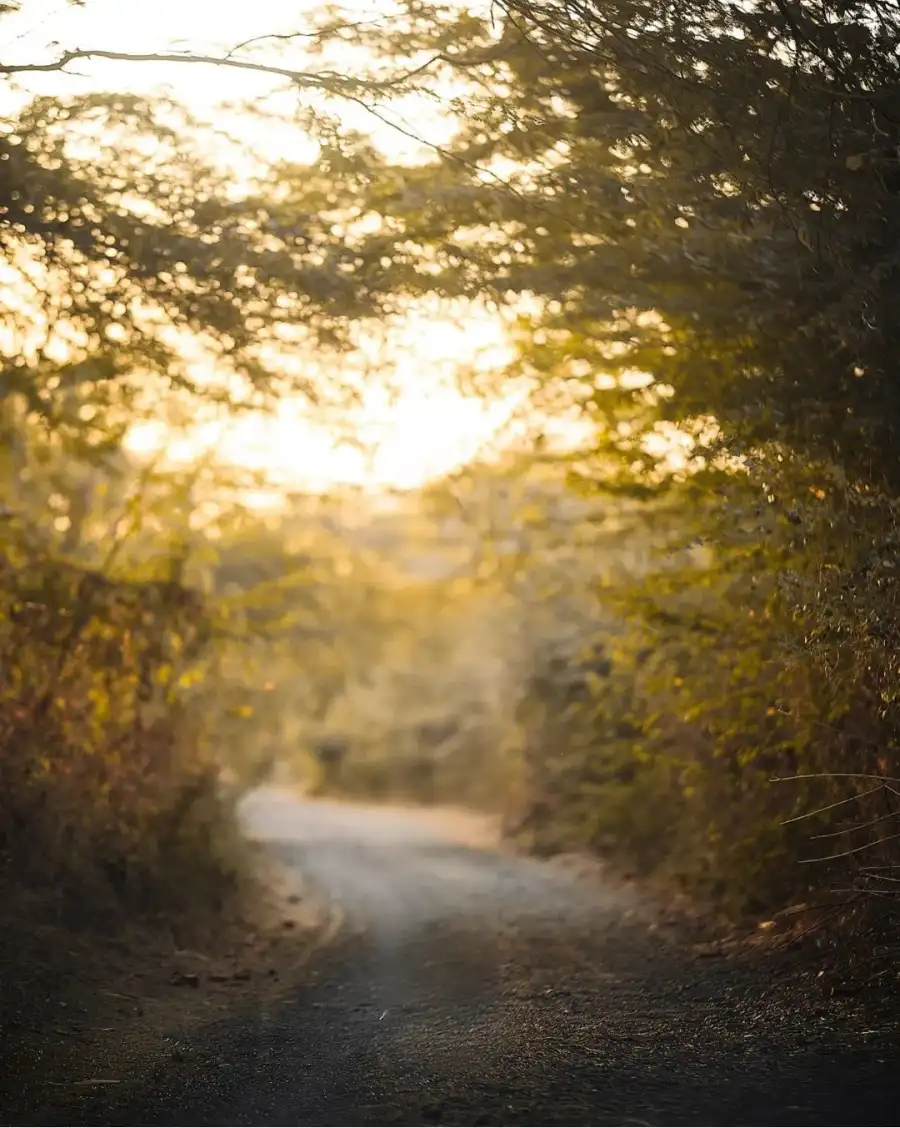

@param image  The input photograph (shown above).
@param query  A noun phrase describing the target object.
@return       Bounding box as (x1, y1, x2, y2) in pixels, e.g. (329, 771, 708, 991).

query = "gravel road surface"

(32, 791, 900, 1126)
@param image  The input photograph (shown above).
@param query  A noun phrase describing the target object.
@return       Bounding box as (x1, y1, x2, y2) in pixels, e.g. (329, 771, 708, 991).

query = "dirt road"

(30, 791, 900, 1125)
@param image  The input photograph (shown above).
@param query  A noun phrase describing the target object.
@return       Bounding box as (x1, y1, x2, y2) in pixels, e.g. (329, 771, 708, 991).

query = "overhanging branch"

(0, 46, 442, 93)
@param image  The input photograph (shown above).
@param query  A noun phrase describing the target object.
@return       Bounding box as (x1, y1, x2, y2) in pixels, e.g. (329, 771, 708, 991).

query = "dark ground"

(5, 792, 900, 1126)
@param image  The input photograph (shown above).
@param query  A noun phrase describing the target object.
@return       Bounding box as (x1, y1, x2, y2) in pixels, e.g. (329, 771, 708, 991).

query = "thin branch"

(329, 80, 552, 221)
(831, 886, 900, 901)
(0, 46, 441, 92)
(224, 20, 390, 57)
(799, 828, 900, 864)
(773, 771, 900, 785)
(810, 806, 900, 840)
(0, 40, 515, 86)
(780, 782, 883, 825)
(777, 899, 859, 946)
(1, 29, 578, 244)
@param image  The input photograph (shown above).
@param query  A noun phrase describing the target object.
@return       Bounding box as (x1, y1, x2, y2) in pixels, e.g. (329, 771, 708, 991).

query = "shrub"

(0, 531, 242, 919)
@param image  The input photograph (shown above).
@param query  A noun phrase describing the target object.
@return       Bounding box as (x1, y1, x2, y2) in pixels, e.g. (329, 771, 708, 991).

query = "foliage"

(275, 0, 900, 473)
(233, 0, 900, 918)
(0, 499, 238, 915)
(0, 2, 403, 927)
(0, 88, 404, 459)
(285, 456, 900, 918)
(8, 0, 900, 932)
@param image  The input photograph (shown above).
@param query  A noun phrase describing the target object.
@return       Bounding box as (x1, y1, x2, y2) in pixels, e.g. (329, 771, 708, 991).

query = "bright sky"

(1, 0, 527, 492)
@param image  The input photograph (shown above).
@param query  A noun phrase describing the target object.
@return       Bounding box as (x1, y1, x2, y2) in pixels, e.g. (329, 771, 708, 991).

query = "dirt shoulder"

(0, 849, 341, 1124)
(541, 844, 900, 1028)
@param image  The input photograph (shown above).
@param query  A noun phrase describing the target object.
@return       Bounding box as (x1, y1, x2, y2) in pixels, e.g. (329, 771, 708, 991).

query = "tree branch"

(0, 46, 440, 93)
(224, 19, 392, 58)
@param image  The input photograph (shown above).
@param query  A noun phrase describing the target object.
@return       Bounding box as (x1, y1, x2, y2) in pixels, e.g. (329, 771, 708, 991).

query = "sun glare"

(2, 0, 520, 492)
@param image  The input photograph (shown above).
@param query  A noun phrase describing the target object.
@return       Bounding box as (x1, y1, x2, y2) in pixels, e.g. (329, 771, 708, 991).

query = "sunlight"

(2, 0, 520, 492)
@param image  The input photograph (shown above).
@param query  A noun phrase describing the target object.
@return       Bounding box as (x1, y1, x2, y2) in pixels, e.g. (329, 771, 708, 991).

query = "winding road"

(68, 792, 900, 1125)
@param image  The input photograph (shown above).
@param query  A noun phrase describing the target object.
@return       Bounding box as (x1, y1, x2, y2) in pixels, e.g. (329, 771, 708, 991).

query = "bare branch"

(773, 771, 900, 785)
(810, 806, 900, 840)
(0, 22, 525, 92)
(0, 46, 439, 93)
(779, 782, 884, 825)
(799, 828, 900, 864)
(224, 20, 390, 58)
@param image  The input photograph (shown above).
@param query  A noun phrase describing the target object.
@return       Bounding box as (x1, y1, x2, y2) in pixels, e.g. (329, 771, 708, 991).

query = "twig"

(0, 46, 438, 91)
(780, 783, 883, 825)
(774, 772, 900, 785)
(831, 887, 900, 901)
(799, 828, 900, 864)
(0, 40, 512, 86)
(225, 20, 389, 57)
(811, 807, 900, 840)
(778, 900, 857, 945)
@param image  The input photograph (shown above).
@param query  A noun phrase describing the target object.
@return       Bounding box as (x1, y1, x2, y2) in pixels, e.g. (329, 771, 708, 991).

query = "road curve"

(71, 792, 899, 1125)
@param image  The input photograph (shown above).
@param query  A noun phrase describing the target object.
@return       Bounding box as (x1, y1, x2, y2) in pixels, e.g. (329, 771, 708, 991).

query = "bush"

(0, 531, 243, 919)
(504, 485, 900, 919)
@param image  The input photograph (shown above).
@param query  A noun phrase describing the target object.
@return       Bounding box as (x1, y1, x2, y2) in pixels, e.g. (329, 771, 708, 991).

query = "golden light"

(2, 0, 522, 493)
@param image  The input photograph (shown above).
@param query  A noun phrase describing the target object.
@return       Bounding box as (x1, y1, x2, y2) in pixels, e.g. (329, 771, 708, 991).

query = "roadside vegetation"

(297, 459, 900, 920)
(3, 0, 900, 1037)
(265, 0, 900, 924)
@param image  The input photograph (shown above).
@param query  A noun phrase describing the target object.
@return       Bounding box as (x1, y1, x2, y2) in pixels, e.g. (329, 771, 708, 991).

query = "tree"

(241, 0, 900, 910)
(6, 0, 900, 921)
